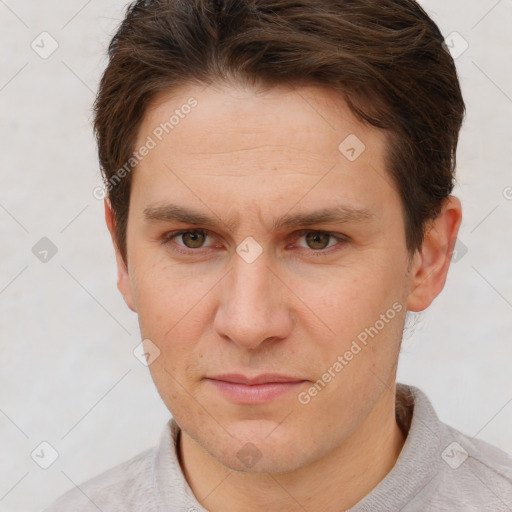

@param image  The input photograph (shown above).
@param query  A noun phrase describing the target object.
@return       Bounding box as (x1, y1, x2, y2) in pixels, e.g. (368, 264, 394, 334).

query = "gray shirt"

(44, 383, 512, 511)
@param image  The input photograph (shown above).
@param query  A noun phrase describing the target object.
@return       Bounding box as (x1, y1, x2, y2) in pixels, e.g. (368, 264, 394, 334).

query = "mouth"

(205, 373, 308, 404)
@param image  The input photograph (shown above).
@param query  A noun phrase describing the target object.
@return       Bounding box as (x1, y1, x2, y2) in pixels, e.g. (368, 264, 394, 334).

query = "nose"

(213, 251, 294, 350)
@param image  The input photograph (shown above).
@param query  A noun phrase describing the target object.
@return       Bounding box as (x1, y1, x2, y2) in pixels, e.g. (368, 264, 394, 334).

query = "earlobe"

(406, 196, 462, 312)
(104, 199, 137, 313)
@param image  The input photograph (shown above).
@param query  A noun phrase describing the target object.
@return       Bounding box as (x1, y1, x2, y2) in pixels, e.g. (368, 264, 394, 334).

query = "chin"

(206, 420, 316, 474)
(221, 447, 310, 475)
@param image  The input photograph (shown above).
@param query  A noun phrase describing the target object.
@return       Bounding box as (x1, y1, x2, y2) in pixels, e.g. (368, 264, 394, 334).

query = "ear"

(104, 199, 137, 312)
(406, 195, 462, 312)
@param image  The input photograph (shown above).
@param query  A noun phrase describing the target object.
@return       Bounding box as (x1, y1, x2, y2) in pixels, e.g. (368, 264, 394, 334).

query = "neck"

(178, 388, 406, 512)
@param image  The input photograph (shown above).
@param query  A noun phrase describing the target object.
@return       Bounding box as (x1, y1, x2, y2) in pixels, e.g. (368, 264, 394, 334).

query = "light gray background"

(1, 1, 511, 510)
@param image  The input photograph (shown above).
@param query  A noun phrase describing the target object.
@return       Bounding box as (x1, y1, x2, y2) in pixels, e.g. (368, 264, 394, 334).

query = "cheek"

(129, 257, 212, 373)
(305, 259, 404, 330)
(128, 248, 202, 333)
(131, 273, 173, 338)
(295, 259, 407, 391)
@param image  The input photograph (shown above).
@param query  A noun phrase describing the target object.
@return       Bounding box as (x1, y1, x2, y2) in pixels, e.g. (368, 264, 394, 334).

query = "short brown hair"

(93, 0, 465, 264)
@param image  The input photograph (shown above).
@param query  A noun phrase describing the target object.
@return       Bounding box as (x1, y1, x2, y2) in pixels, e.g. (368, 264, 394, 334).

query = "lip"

(205, 374, 307, 404)
(208, 373, 305, 385)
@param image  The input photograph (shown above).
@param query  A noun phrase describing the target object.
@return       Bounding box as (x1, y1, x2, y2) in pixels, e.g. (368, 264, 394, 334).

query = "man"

(45, 0, 512, 510)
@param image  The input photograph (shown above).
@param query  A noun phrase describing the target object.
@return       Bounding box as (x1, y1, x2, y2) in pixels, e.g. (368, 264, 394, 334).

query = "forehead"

(138, 81, 386, 160)
(130, 82, 394, 218)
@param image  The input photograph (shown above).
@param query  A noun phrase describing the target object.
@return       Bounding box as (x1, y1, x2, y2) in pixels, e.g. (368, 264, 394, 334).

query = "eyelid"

(291, 228, 348, 240)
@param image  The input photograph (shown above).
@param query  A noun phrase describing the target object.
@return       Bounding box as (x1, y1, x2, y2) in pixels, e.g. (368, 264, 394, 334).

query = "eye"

(164, 229, 214, 251)
(292, 230, 347, 252)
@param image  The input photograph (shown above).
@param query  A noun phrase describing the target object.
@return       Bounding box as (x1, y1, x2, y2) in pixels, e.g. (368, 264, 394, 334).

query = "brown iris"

(181, 230, 206, 248)
(305, 232, 331, 250)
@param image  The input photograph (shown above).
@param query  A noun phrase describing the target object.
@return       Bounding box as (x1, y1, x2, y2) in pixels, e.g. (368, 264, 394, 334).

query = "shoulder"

(432, 422, 512, 510)
(43, 446, 158, 512)
(394, 384, 512, 511)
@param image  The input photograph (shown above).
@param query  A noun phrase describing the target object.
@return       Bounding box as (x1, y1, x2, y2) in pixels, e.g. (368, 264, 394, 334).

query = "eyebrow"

(143, 203, 375, 232)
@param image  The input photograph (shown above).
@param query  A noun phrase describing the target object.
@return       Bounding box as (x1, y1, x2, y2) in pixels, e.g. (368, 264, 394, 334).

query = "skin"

(105, 81, 462, 511)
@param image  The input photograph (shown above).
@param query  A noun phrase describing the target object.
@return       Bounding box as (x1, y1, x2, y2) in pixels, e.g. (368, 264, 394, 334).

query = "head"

(95, 0, 464, 473)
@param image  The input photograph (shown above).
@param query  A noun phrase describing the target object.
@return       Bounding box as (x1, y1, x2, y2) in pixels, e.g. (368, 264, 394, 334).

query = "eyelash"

(162, 228, 348, 256)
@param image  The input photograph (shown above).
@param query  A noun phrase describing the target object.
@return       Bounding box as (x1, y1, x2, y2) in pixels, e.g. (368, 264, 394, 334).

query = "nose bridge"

(229, 249, 275, 319)
(214, 248, 291, 348)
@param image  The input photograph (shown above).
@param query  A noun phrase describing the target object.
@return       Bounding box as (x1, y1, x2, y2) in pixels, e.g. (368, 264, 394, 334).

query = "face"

(108, 82, 451, 474)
